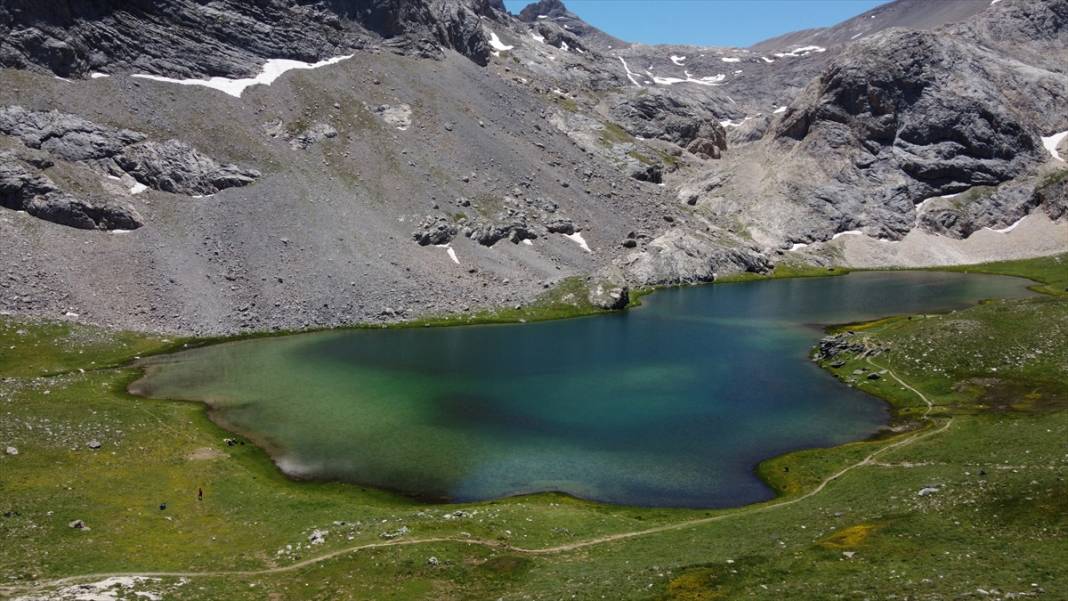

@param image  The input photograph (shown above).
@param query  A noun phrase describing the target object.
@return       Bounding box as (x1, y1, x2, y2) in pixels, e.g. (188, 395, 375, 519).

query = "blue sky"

(502, 0, 890, 48)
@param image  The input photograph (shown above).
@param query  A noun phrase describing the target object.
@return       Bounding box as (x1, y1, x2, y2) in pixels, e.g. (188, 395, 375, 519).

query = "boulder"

(620, 229, 770, 286)
(115, 140, 259, 196)
(586, 266, 629, 310)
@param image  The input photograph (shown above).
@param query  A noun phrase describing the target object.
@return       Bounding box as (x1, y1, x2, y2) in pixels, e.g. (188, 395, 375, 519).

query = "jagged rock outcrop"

(0, 0, 503, 78)
(609, 91, 727, 155)
(0, 106, 259, 196)
(115, 141, 258, 196)
(412, 217, 459, 246)
(620, 229, 771, 286)
(0, 151, 142, 230)
(465, 220, 538, 246)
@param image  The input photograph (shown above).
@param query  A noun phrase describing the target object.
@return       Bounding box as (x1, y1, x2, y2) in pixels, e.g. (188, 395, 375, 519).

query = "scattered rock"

(87, 439, 102, 449)
(380, 526, 410, 539)
(69, 519, 88, 530)
(372, 104, 413, 130)
(4, 446, 17, 456)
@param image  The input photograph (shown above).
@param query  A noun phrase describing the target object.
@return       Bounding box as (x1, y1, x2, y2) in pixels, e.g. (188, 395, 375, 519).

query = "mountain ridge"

(0, 0, 1064, 334)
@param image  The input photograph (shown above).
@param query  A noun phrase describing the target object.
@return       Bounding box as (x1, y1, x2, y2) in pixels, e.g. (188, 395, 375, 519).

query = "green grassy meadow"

(1, 254, 1065, 600)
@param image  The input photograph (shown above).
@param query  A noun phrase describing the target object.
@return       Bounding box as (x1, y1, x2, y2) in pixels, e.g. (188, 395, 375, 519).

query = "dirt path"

(3, 362, 947, 597)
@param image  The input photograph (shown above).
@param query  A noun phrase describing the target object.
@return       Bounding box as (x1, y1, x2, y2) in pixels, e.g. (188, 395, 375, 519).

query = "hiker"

(198, 487, 203, 501)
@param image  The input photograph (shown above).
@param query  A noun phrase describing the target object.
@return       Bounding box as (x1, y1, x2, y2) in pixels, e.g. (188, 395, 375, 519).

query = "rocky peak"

(517, 0, 570, 22)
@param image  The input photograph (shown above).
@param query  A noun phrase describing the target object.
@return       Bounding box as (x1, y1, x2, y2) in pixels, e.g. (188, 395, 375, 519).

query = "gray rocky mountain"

(0, 0, 1064, 334)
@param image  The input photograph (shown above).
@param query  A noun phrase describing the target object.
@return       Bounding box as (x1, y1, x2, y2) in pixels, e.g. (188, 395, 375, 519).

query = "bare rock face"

(0, 106, 259, 196)
(0, 151, 142, 230)
(115, 141, 258, 196)
(609, 90, 727, 153)
(0, 0, 504, 78)
(621, 229, 770, 287)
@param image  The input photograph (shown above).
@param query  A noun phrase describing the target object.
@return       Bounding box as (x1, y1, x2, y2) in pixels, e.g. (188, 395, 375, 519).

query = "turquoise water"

(133, 271, 1034, 507)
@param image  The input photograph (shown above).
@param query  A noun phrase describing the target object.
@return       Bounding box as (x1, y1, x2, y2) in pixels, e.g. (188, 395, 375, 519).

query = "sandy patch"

(186, 447, 226, 461)
(836, 213, 1068, 268)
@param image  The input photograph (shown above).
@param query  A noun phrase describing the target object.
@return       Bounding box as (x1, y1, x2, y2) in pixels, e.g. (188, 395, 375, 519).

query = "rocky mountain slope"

(0, 0, 1065, 334)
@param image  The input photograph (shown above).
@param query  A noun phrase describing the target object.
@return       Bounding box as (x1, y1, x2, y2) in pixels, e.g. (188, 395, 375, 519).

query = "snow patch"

(89, 72, 110, 79)
(720, 115, 758, 128)
(986, 217, 1025, 233)
(531, 31, 546, 43)
(850, 32, 865, 40)
(618, 57, 643, 88)
(560, 41, 570, 52)
(522, 239, 534, 246)
(773, 106, 787, 114)
(761, 56, 775, 64)
(789, 242, 809, 251)
(670, 55, 687, 66)
(1041, 130, 1068, 161)
(129, 182, 148, 195)
(487, 31, 513, 52)
(649, 70, 726, 87)
(436, 244, 460, 265)
(721, 57, 741, 63)
(132, 54, 353, 98)
(773, 46, 826, 58)
(564, 232, 591, 253)
(832, 230, 863, 240)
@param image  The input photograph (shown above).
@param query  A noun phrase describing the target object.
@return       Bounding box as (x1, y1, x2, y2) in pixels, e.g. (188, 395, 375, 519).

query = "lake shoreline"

(124, 267, 1045, 511)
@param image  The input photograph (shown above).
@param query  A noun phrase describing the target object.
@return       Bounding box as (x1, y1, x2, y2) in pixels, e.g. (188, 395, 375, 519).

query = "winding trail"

(4, 362, 948, 597)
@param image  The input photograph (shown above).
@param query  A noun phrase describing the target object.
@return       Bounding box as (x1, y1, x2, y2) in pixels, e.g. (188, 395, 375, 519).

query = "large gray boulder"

(586, 266, 629, 310)
(621, 229, 770, 286)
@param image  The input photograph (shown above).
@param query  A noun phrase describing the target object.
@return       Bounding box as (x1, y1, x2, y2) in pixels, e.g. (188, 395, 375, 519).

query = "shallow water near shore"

(132, 271, 1034, 508)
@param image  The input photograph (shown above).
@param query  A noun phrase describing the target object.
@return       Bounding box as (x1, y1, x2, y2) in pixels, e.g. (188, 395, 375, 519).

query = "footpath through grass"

(1, 255, 1066, 600)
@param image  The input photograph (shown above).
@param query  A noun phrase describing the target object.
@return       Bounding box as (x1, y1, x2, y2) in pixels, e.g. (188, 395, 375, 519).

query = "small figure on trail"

(198, 487, 203, 501)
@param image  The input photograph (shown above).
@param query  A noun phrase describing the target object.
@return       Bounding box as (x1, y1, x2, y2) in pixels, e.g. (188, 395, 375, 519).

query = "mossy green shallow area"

(2, 258, 1067, 600)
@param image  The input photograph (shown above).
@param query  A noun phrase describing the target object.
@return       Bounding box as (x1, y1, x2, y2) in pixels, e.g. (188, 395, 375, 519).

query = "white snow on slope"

(773, 46, 826, 58)
(761, 56, 775, 64)
(670, 55, 686, 66)
(649, 70, 726, 87)
(1041, 130, 1068, 161)
(531, 31, 545, 43)
(987, 216, 1025, 233)
(564, 232, 592, 253)
(721, 57, 741, 63)
(789, 242, 809, 251)
(619, 57, 643, 88)
(831, 230, 863, 240)
(89, 72, 110, 79)
(773, 106, 787, 114)
(488, 31, 513, 52)
(132, 55, 353, 98)
(560, 41, 570, 52)
(850, 32, 865, 40)
(436, 244, 460, 265)
(129, 182, 148, 195)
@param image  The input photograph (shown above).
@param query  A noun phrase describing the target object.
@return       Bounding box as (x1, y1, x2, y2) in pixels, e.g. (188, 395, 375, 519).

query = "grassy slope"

(1, 256, 1066, 600)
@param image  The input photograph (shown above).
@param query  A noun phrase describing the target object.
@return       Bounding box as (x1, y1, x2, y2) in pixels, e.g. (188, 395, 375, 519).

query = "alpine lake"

(131, 271, 1035, 508)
